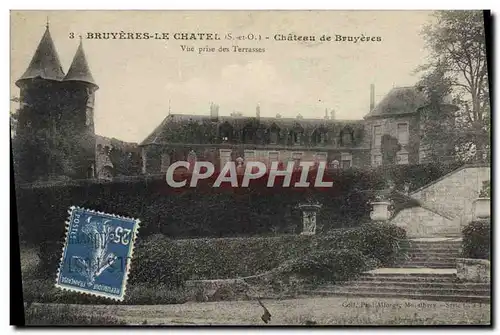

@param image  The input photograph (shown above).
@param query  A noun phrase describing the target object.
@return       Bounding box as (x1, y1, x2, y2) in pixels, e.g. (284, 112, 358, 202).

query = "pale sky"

(11, 10, 435, 143)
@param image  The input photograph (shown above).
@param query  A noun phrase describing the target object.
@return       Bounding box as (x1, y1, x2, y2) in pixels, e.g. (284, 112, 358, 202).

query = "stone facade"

(139, 86, 439, 174)
(456, 258, 490, 283)
(411, 165, 491, 228)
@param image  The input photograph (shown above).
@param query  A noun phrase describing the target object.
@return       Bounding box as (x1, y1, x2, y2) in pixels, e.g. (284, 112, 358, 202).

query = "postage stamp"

(55, 206, 140, 301)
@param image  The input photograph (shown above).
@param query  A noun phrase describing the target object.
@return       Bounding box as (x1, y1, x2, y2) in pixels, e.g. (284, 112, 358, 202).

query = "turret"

(63, 37, 99, 178)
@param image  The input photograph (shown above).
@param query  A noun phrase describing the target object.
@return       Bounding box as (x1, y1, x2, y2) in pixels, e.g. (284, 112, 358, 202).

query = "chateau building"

(14, 25, 98, 182)
(14, 26, 457, 183)
(139, 84, 456, 174)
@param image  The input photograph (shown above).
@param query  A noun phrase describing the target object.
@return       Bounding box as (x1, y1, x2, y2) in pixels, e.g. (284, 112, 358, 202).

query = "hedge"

(275, 248, 371, 284)
(23, 279, 189, 306)
(128, 223, 406, 283)
(462, 220, 490, 260)
(23, 223, 406, 304)
(15, 162, 460, 245)
(27, 224, 407, 283)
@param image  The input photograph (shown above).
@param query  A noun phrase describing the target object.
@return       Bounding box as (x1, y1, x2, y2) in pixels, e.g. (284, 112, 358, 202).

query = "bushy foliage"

(27, 223, 407, 286)
(462, 220, 490, 260)
(275, 248, 370, 284)
(321, 223, 407, 266)
(130, 234, 316, 283)
(16, 162, 460, 248)
(24, 304, 126, 325)
(23, 279, 189, 305)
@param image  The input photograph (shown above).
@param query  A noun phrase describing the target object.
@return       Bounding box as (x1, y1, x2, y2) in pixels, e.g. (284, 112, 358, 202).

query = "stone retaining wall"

(456, 258, 490, 283)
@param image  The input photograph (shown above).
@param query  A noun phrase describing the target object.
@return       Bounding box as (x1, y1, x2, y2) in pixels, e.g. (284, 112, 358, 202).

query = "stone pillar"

(370, 201, 391, 222)
(297, 203, 322, 235)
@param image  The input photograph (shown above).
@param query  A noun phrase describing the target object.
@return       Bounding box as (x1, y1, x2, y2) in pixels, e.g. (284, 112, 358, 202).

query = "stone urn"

(297, 203, 322, 235)
(473, 198, 491, 220)
(370, 201, 391, 222)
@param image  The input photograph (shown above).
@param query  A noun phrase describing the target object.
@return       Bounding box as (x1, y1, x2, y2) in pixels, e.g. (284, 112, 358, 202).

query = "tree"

(417, 62, 457, 162)
(419, 10, 490, 162)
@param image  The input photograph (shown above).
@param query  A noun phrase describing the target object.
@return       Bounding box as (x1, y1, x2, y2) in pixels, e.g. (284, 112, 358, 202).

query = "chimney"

(324, 108, 329, 120)
(210, 102, 219, 122)
(256, 104, 261, 118)
(330, 109, 335, 120)
(370, 84, 375, 111)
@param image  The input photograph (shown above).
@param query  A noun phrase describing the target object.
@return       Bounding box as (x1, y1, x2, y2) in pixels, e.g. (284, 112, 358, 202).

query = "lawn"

(27, 296, 491, 326)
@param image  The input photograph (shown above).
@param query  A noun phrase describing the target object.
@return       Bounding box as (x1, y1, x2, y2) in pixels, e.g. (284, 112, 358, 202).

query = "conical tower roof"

(63, 38, 98, 89)
(16, 26, 65, 86)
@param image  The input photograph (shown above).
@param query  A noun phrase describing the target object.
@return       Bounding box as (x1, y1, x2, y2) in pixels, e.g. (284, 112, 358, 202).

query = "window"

(292, 152, 303, 168)
(373, 125, 382, 148)
(220, 149, 232, 167)
(397, 153, 409, 165)
(397, 123, 409, 145)
(373, 155, 382, 167)
(316, 152, 327, 162)
(342, 131, 353, 146)
(292, 132, 302, 146)
(160, 154, 171, 172)
(320, 132, 327, 145)
(341, 152, 352, 169)
(244, 150, 256, 162)
(268, 151, 279, 162)
(269, 128, 279, 144)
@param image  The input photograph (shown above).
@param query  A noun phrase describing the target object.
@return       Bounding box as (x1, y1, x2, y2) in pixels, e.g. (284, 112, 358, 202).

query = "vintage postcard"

(11, 10, 491, 326)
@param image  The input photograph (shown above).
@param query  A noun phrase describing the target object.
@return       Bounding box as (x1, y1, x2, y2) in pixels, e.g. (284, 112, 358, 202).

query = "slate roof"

(64, 39, 98, 88)
(140, 113, 365, 146)
(16, 27, 65, 86)
(364, 86, 427, 119)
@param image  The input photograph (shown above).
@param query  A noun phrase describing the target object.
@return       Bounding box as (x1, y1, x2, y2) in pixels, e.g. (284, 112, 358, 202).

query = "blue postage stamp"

(55, 206, 140, 301)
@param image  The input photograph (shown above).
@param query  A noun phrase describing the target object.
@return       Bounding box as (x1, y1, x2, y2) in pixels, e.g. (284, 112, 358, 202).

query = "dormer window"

(312, 127, 328, 146)
(219, 122, 233, 143)
(340, 128, 354, 146)
(269, 123, 280, 145)
(294, 132, 301, 145)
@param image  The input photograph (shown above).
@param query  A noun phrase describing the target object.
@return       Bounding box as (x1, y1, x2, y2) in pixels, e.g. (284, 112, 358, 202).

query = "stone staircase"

(394, 239, 461, 269)
(302, 239, 491, 303)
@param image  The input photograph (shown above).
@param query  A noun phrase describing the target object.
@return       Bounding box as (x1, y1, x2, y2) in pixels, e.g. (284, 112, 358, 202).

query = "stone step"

(402, 246, 461, 252)
(332, 285, 490, 296)
(398, 255, 458, 260)
(360, 272, 458, 281)
(407, 245, 462, 249)
(396, 258, 458, 264)
(392, 263, 456, 269)
(357, 275, 458, 283)
(301, 290, 491, 304)
(339, 281, 490, 289)
(399, 253, 460, 258)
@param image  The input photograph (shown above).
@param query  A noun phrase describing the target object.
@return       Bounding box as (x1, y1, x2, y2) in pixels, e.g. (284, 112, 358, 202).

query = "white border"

(54, 206, 141, 302)
(5, 3, 497, 332)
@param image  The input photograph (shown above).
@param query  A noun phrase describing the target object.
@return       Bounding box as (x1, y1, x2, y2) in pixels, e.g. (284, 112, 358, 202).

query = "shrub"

(321, 223, 406, 266)
(24, 304, 125, 325)
(130, 234, 316, 282)
(22, 279, 190, 305)
(355, 223, 407, 266)
(462, 220, 490, 260)
(275, 248, 370, 285)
